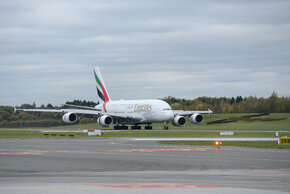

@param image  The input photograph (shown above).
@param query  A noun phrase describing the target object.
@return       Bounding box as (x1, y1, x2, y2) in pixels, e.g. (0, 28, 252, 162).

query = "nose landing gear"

(163, 122, 169, 130)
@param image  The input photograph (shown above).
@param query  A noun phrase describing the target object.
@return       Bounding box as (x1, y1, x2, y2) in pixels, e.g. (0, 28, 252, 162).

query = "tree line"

(0, 92, 289, 128)
(0, 100, 97, 128)
(163, 92, 290, 113)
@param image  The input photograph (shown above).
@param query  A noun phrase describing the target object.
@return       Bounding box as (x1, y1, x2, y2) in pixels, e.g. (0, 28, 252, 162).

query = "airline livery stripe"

(103, 101, 107, 112)
(94, 70, 110, 102)
(94, 70, 102, 88)
(100, 81, 110, 102)
(97, 88, 106, 102)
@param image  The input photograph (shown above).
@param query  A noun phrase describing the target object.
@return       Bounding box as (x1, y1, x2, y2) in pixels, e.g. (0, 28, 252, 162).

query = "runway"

(0, 138, 289, 193)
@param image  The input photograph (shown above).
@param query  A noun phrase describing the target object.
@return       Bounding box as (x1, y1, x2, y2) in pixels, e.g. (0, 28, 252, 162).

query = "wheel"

(121, 125, 128, 130)
(131, 126, 141, 130)
(145, 126, 152, 130)
(114, 125, 128, 130)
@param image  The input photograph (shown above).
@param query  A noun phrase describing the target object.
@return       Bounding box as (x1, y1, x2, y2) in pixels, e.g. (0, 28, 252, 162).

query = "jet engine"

(189, 113, 204, 124)
(97, 115, 113, 127)
(172, 115, 186, 126)
(62, 112, 78, 124)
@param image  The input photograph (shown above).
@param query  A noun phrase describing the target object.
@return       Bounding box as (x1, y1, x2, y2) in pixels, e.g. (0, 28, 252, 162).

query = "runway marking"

(111, 141, 290, 153)
(92, 148, 222, 153)
(96, 151, 290, 162)
(0, 152, 57, 155)
(246, 171, 290, 175)
(89, 184, 221, 188)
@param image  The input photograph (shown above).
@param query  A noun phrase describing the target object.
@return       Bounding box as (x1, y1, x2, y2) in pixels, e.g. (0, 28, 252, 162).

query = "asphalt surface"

(0, 138, 289, 193)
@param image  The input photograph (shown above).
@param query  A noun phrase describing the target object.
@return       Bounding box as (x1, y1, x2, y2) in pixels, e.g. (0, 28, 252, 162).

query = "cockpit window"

(163, 108, 172, 111)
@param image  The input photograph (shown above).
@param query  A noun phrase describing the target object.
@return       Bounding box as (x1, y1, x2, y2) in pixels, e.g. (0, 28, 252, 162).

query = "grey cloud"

(0, 0, 289, 105)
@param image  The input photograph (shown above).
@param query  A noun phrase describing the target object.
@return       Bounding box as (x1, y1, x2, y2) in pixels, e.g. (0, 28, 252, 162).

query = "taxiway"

(0, 138, 289, 193)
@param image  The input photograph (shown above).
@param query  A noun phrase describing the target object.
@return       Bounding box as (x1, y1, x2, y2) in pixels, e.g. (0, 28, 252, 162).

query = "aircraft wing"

(15, 108, 142, 122)
(61, 104, 100, 111)
(173, 109, 213, 116)
(15, 108, 102, 115)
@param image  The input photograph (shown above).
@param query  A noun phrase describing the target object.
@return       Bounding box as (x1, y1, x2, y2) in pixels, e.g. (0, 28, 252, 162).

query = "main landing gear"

(163, 122, 169, 130)
(114, 125, 128, 130)
(114, 125, 153, 130)
(131, 125, 152, 130)
(131, 125, 141, 130)
(145, 125, 152, 130)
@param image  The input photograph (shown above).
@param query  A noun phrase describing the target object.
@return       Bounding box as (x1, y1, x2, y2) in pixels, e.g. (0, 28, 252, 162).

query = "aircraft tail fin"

(93, 67, 111, 104)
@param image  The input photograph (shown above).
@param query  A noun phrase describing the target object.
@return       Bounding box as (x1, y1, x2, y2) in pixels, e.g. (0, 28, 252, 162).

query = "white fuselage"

(95, 99, 174, 124)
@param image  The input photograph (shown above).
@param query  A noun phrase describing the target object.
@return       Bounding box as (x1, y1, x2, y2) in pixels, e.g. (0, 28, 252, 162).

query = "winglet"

(14, 106, 17, 113)
(208, 109, 213, 115)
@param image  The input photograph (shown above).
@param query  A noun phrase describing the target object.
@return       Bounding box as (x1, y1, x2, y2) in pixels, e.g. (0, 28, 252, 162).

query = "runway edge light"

(215, 141, 222, 146)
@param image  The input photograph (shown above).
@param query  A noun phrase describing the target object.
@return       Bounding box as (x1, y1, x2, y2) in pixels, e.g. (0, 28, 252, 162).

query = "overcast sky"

(0, 0, 289, 106)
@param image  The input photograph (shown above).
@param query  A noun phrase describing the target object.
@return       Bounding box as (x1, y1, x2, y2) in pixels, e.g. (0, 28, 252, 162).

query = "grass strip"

(158, 141, 290, 149)
(0, 130, 89, 138)
(1, 130, 289, 149)
(2, 113, 289, 131)
(1, 130, 289, 138)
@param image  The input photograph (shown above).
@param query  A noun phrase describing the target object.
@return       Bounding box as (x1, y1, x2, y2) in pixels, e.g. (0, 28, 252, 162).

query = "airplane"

(16, 67, 212, 130)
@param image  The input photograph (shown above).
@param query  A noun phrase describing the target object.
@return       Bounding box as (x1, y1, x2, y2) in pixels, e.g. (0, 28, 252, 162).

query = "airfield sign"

(279, 137, 290, 145)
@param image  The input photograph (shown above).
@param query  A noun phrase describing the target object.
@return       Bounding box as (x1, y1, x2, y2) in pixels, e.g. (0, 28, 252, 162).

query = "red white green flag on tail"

(93, 67, 111, 104)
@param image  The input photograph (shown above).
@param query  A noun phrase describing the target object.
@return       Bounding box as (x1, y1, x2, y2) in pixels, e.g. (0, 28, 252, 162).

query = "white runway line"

(133, 137, 279, 142)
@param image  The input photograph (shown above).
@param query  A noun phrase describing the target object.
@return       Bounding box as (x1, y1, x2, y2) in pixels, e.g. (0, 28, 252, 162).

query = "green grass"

(38, 113, 290, 131)
(1, 112, 290, 150)
(1, 130, 289, 138)
(158, 141, 290, 149)
(0, 130, 289, 149)
(3, 113, 289, 131)
(100, 131, 290, 138)
(0, 130, 89, 138)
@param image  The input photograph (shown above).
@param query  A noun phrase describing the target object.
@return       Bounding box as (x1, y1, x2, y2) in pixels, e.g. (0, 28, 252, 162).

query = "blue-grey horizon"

(0, 0, 290, 106)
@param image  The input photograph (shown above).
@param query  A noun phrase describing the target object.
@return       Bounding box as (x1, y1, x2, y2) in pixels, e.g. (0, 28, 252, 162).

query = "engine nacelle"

(97, 115, 113, 127)
(62, 112, 78, 124)
(189, 113, 204, 124)
(172, 115, 186, 126)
